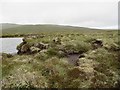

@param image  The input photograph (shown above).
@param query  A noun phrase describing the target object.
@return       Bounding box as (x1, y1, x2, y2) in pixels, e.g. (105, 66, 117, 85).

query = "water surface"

(0, 38, 23, 54)
(67, 54, 80, 65)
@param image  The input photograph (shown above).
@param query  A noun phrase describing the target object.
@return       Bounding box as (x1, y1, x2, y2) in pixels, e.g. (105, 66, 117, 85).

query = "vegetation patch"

(1, 27, 120, 88)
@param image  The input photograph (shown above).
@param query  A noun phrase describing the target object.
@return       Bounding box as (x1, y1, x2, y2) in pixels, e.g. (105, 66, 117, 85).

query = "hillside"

(1, 23, 115, 36)
(1, 23, 21, 30)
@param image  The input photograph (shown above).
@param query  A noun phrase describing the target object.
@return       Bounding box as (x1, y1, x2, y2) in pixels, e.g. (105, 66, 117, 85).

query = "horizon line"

(0, 23, 118, 30)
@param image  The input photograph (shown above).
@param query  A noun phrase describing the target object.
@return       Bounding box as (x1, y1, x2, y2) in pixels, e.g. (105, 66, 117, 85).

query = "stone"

(34, 42, 49, 49)
(40, 49, 48, 53)
(79, 53, 86, 58)
(91, 39, 103, 49)
(20, 44, 30, 53)
(30, 46, 40, 53)
(53, 37, 61, 44)
(16, 41, 27, 51)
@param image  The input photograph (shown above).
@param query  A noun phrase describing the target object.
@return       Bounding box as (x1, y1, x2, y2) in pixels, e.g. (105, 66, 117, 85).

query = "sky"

(0, 0, 119, 29)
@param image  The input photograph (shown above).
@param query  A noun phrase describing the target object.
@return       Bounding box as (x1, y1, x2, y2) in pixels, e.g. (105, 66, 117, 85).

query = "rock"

(30, 46, 40, 53)
(25, 34, 39, 39)
(16, 40, 27, 51)
(17, 40, 49, 54)
(53, 37, 61, 44)
(22, 38, 27, 42)
(79, 53, 86, 58)
(91, 39, 103, 49)
(40, 49, 48, 53)
(34, 42, 49, 49)
(20, 44, 30, 53)
(17, 40, 30, 54)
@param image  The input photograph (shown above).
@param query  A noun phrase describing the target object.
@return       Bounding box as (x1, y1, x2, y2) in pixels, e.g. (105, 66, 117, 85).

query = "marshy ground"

(1, 30, 120, 88)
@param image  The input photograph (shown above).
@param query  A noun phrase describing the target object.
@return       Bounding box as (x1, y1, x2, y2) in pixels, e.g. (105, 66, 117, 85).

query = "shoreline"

(0, 35, 24, 38)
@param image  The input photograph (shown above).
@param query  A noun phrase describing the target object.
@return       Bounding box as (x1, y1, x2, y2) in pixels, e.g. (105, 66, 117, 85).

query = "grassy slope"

(2, 23, 116, 35)
(1, 23, 21, 29)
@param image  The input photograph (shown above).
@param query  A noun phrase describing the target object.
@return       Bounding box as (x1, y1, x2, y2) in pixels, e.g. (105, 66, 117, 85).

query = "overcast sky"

(0, 0, 119, 29)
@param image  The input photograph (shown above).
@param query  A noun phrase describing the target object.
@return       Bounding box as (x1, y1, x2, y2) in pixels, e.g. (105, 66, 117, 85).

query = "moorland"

(1, 23, 120, 88)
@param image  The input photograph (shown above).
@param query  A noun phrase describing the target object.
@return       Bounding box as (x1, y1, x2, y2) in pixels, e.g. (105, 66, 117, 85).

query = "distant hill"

(1, 23, 116, 35)
(1, 23, 21, 29)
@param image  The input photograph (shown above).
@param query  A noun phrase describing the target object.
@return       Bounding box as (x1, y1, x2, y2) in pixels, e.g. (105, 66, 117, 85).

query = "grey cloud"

(1, 2, 118, 29)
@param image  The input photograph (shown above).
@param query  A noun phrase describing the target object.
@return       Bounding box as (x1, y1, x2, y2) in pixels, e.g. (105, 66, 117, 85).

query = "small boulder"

(34, 42, 49, 49)
(79, 53, 86, 58)
(40, 49, 48, 53)
(17, 38, 30, 54)
(16, 39, 27, 51)
(91, 39, 103, 49)
(53, 37, 61, 44)
(20, 43, 30, 54)
(30, 46, 40, 53)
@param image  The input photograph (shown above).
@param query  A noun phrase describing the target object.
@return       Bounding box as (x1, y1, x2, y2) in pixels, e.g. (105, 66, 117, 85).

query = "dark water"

(0, 38, 23, 54)
(67, 54, 80, 65)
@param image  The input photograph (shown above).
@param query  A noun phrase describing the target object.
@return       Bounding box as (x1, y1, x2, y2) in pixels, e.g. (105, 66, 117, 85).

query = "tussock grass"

(1, 29, 120, 88)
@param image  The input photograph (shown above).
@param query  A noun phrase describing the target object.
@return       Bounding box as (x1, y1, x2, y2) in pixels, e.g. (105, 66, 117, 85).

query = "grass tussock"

(1, 30, 120, 88)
